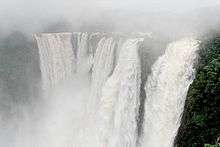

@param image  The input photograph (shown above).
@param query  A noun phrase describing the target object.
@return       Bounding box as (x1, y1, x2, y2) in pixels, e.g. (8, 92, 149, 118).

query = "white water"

(142, 38, 199, 147)
(75, 32, 94, 74)
(34, 33, 144, 147)
(33, 33, 199, 147)
(89, 37, 117, 112)
(97, 38, 143, 147)
(35, 33, 76, 89)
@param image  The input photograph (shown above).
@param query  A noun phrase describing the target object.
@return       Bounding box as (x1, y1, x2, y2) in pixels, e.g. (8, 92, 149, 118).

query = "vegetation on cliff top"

(175, 34, 220, 147)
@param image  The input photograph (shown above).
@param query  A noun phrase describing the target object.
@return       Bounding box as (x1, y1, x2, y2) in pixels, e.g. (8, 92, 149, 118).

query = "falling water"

(88, 37, 117, 111)
(97, 38, 143, 147)
(142, 38, 199, 147)
(75, 32, 94, 74)
(34, 33, 76, 89)
(33, 33, 199, 147)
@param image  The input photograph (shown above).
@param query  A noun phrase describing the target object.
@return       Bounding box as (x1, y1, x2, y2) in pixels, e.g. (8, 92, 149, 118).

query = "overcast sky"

(0, 0, 220, 33)
(1, 0, 220, 12)
(95, 0, 220, 12)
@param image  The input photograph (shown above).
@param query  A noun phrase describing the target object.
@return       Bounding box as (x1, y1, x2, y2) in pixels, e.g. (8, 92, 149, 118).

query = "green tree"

(175, 34, 220, 147)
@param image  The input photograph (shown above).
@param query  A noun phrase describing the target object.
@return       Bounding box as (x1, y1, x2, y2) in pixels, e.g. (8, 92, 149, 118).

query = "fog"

(0, 0, 220, 147)
(1, 0, 220, 36)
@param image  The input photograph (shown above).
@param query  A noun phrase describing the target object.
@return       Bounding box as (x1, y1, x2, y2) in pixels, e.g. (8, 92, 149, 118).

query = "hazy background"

(0, 0, 220, 146)
(1, 0, 220, 36)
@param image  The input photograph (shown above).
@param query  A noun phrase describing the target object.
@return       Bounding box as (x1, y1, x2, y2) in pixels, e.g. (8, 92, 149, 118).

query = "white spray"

(32, 34, 199, 147)
(34, 33, 76, 89)
(142, 38, 199, 147)
(97, 38, 143, 147)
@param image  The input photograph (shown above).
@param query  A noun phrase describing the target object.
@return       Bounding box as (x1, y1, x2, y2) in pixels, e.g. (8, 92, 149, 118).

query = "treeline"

(175, 33, 220, 147)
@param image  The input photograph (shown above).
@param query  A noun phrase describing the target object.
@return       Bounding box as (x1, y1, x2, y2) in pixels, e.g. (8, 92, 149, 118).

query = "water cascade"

(142, 38, 199, 147)
(35, 33, 76, 89)
(34, 33, 199, 147)
(97, 38, 143, 147)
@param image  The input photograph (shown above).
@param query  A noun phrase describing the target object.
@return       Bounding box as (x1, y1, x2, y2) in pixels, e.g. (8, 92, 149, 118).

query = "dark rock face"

(175, 34, 220, 147)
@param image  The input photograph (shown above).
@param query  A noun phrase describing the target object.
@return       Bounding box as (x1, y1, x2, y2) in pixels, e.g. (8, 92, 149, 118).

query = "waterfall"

(142, 38, 199, 147)
(75, 32, 94, 74)
(34, 33, 76, 89)
(34, 32, 103, 89)
(34, 33, 199, 147)
(89, 37, 118, 112)
(97, 38, 143, 147)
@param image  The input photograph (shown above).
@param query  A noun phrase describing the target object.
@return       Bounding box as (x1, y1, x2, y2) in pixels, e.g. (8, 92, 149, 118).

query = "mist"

(1, 0, 220, 37)
(0, 0, 220, 147)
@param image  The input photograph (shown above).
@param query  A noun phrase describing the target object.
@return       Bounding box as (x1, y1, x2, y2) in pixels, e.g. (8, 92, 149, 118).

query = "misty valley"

(0, 0, 220, 147)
